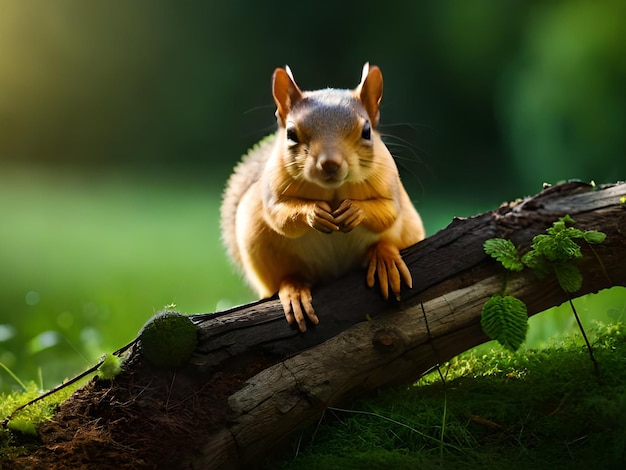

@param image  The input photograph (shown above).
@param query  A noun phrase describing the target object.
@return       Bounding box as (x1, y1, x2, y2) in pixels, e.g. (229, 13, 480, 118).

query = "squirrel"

(220, 63, 425, 332)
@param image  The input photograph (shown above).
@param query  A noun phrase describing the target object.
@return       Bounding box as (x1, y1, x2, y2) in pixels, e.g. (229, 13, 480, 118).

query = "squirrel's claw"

(279, 278, 319, 332)
(366, 242, 412, 301)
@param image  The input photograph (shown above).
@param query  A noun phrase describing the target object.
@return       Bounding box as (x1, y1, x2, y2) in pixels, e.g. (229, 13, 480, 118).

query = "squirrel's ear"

(356, 63, 383, 128)
(272, 66, 303, 127)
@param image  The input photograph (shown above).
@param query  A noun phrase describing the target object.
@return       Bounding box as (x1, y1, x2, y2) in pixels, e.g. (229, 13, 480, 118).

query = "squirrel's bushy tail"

(220, 134, 277, 267)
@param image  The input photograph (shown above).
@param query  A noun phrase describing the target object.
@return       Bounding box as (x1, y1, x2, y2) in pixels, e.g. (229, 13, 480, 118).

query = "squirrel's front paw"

(332, 199, 364, 232)
(307, 202, 339, 233)
(279, 277, 319, 332)
(365, 242, 412, 301)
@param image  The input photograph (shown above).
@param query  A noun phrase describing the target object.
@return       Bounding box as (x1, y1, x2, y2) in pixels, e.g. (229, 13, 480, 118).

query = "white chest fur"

(275, 225, 379, 282)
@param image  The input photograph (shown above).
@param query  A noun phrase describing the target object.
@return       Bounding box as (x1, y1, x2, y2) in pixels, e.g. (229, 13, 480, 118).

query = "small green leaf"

(583, 230, 606, 244)
(531, 232, 582, 262)
(522, 250, 550, 279)
(554, 263, 583, 293)
(481, 295, 528, 352)
(563, 227, 585, 239)
(483, 238, 524, 272)
(545, 216, 583, 238)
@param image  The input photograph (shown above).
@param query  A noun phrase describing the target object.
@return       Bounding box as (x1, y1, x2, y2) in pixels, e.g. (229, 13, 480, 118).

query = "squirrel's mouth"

(307, 161, 349, 188)
(324, 172, 343, 182)
(315, 172, 347, 189)
(301, 152, 350, 188)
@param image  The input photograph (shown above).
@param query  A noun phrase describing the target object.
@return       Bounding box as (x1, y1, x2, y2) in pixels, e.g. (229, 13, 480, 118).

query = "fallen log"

(8, 181, 626, 470)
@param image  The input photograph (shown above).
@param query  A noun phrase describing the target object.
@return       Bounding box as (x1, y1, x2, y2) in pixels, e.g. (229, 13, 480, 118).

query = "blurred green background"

(1, 0, 625, 392)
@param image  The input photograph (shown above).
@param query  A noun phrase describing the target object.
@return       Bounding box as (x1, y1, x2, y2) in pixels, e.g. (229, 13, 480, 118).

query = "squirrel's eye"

(286, 125, 299, 144)
(361, 121, 371, 141)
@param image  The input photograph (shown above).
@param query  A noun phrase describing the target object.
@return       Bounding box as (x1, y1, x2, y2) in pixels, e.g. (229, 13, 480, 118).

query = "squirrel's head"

(271, 63, 386, 189)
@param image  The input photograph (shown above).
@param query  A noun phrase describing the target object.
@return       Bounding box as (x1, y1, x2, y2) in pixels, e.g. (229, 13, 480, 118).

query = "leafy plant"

(480, 295, 528, 352)
(482, 215, 606, 351)
(483, 239, 524, 272)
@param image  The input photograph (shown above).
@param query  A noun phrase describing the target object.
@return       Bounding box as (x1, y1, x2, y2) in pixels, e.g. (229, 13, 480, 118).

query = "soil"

(5, 346, 262, 469)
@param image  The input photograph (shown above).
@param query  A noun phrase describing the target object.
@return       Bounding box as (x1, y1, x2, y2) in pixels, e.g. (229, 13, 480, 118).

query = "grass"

(276, 322, 626, 469)
(1, 378, 84, 462)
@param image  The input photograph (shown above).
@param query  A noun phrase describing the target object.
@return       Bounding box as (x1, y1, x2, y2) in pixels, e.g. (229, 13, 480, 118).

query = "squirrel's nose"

(318, 154, 342, 175)
(321, 160, 339, 174)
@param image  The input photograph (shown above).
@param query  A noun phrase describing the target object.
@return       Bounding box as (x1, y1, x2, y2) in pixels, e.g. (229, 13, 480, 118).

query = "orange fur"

(221, 63, 425, 332)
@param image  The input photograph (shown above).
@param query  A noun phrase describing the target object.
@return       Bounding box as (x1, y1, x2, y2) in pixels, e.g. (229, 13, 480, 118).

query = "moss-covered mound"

(138, 310, 198, 368)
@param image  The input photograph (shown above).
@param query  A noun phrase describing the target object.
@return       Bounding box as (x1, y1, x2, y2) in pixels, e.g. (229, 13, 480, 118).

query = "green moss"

(138, 310, 198, 368)
(98, 353, 123, 380)
(276, 323, 626, 469)
(1, 381, 80, 462)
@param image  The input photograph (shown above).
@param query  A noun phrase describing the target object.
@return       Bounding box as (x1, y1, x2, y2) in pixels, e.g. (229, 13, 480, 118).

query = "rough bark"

(7, 181, 626, 470)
